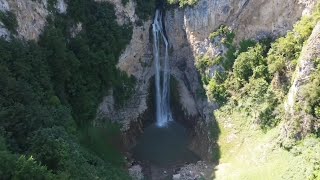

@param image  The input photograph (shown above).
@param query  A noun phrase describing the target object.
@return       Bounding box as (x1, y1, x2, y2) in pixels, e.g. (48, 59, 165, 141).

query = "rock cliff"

(284, 22, 320, 139)
(0, 0, 67, 40)
(167, 0, 314, 63)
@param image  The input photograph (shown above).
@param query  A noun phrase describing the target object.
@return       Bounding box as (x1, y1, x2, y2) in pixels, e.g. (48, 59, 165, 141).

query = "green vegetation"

(0, 0, 134, 178)
(47, 0, 58, 11)
(0, 11, 18, 33)
(135, 0, 157, 20)
(167, 0, 199, 7)
(121, 0, 129, 5)
(302, 58, 320, 135)
(209, 25, 235, 46)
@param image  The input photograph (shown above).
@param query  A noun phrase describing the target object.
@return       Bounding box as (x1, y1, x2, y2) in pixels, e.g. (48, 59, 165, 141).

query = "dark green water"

(132, 121, 199, 167)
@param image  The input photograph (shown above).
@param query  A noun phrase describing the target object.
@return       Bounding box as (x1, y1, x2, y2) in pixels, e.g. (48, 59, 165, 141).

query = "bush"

(233, 44, 267, 82)
(209, 25, 235, 46)
(135, 0, 156, 20)
(0, 11, 18, 33)
(207, 75, 229, 104)
(167, 0, 199, 7)
(195, 55, 215, 74)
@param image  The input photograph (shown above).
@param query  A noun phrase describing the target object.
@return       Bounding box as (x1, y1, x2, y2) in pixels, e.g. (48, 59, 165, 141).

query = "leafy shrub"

(135, 0, 156, 20)
(0, 11, 18, 33)
(207, 73, 229, 104)
(195, 55, 215, 73)
(167, 0, 199, 7)
(233, 44, 268, 83)
(209, 25, 235, 46)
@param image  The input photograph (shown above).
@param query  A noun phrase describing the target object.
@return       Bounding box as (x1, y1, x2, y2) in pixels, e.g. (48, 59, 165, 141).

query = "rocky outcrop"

(96, 0, 154, 132)
(180, 0, 312, 57)
(56, 0, 67, 14)
(129, 165, 144, 180)
(172, 161, 213, 180)
(284, 22, 320, 139)
(0, 0, 14, 39)
(0, 0, 68, 40)
(7, 0, 48, 40)
(0, 23, 10, 40)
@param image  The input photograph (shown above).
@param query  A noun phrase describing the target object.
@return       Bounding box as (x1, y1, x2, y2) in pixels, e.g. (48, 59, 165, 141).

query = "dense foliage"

(0, 11, 18, 33)
(135, 0, 157, 20)
(167, 0, 198, 7)
(0, 0, 135, 179)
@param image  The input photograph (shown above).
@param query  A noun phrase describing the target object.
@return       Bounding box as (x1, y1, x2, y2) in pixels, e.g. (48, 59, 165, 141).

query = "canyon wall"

(1, 0, 315, 159)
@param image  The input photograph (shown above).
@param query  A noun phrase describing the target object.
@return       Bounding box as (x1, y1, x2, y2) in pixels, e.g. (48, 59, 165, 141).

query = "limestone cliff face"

(284, 22, 320, 139)
(96, 0, 154, 132)
(0, 0, 67, 40)
(175, 0, 313, 57)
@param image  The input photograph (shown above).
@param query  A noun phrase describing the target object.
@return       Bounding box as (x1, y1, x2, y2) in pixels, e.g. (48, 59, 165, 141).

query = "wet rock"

(129, 165, 144, 180)
(0, 0, 9, 12)
(176, 161, 212, 180)
(173, 173, 181, 180)
(0, 23, 10, 40)
(56, 0, 67, 14)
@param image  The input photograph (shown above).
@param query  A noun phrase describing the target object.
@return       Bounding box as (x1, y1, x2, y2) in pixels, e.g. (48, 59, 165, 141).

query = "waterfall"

(152, 10, 172, 127)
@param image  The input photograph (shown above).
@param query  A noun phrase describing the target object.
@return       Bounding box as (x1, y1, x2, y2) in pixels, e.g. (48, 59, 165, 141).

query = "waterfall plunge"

(153, 10, 172, 127)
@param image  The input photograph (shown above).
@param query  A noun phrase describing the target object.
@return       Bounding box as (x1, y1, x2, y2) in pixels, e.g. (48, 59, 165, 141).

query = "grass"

(214, 125, 291, 180)
(213, 105, 320, 180)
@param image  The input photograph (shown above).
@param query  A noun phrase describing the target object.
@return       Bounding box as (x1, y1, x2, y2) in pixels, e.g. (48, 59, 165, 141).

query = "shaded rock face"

(284, 22, 320, 139)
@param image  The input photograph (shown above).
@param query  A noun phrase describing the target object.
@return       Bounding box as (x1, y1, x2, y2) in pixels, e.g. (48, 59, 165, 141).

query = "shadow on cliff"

(169, 75, 222, 179)
(209, 115, 221, 179)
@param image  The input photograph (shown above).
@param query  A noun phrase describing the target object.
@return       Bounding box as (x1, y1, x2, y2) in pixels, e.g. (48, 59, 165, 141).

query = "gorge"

(0, 0, 320, 180)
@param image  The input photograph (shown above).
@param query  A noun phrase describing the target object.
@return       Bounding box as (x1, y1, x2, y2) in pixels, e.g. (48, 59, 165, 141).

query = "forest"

(0, 0, 139, 179)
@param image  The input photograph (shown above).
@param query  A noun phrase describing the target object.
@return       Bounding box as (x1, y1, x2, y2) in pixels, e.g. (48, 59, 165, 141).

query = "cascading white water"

(152, 10, 172, 127)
